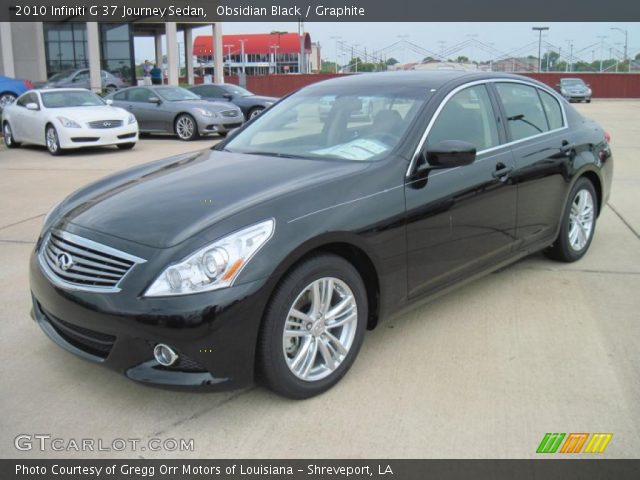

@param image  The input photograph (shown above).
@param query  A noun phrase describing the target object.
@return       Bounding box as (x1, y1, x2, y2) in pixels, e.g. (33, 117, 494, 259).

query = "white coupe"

(2, 88, 138, 155)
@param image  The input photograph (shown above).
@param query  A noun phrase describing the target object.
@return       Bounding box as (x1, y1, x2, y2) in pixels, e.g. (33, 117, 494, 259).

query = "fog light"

(154, 344, 179, 366)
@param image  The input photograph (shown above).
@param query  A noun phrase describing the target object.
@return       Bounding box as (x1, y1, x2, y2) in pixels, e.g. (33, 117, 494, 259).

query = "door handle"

(492, 163, 513, 179)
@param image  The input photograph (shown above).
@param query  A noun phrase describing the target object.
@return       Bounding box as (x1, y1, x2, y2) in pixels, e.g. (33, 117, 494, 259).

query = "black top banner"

(1, 0, 639, 22)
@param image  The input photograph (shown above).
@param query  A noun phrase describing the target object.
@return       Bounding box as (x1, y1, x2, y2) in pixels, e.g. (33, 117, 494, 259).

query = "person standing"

(151, 64, 162, 85)
(143, 60, 152, 78)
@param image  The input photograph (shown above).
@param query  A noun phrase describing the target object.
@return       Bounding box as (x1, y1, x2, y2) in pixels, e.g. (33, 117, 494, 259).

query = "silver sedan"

(104, 86, 244, 140)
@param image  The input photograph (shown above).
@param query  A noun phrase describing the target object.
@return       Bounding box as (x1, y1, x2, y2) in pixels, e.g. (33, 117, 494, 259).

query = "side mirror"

(25, 102, 39, 111)
(586, 84, 591, 87)
(148, 97, 161, 104)
(555, 84, 561, 88)
(105, 99, 114, 105)
(424, 140, 476, 170)
(222, 93, 233, 101)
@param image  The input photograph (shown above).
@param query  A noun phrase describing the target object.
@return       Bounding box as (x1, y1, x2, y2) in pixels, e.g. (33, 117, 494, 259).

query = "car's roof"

(37, 88, 94, 93)
(305, 70, 542, 90)
(560, 77, 584, 81)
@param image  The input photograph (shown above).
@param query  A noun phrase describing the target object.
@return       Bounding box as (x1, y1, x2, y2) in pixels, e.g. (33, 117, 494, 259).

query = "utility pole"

(565, 40, 574, 72)
(597, 35, 607, 72)
(270, 45, 280, 74)
(610, 27, 629, 72)
(238, 39, 247, 75)
(330, 36, 341, 73)
(532, 27, 549, 73)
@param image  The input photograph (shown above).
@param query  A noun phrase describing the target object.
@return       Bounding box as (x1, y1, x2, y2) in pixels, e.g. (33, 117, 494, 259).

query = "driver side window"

(427, 85, 500, 152)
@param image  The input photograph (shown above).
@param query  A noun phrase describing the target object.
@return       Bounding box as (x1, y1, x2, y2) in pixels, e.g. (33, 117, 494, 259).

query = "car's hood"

(244, 95, 278, 104)
(61, 150, 368, 248)
(47, 105, 128, 122)
(168, 99, 235, 112)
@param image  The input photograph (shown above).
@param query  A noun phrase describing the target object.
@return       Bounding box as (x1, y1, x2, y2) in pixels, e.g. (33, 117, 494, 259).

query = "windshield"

(41, 91, 105, 108)
(155, 87, 201, 102)
(224, 86, 428, 161)
(561, 79, 586, 87)
(224, 85, 254, 97)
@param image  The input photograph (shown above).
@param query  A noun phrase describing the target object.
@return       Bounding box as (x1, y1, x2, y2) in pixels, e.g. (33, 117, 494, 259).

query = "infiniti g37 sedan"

(3, 88, 138, 155)
(29, 72, 612, 398)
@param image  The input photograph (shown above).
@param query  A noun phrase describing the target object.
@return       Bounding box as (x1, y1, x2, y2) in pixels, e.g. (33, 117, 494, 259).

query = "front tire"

(247, 107, 264, 120)
(545, 178, 597, 262)
(258, 254, 367, 399)
(174, 114, 198, 141)
(3, 122, 20, 148)
(0, 92, 17, 112)
(117, 142, 136, 150)
(45, 125, 63, 156)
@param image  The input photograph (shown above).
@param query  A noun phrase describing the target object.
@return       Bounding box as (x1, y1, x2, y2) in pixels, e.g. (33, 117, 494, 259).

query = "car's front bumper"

(57, 124, 139, 149)
(29, 241, 270, 391)
(193, 114, 243, 135)
(562, 93, 591, 102)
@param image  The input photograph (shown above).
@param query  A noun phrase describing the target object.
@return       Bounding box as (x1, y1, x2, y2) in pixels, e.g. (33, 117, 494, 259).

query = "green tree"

(386, 57, 399, 66)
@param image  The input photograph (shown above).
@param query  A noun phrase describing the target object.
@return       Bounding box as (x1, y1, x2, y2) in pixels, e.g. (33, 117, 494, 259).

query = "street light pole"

(532, 27, 549, 73)
(597, 35, 607, 72)
(610, 27, 629, 72)
(330, 36, 341, 74)
(270, 45, 280, 74)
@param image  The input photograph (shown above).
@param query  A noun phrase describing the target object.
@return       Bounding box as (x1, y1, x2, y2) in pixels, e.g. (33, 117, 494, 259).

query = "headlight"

(586, 88, 592, 95)
(144, 219, 275, 297)
(560, 89, 568, 95)
(194, 108, 217, 118)
(263, 102, 274, 107)
(128, 114, 136, 124)
(57, 116, 81, 128)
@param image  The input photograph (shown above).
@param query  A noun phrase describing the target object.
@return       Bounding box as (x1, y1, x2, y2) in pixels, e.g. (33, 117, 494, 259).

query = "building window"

(44, 23, 88, 76)
(100, 24, 133, 84)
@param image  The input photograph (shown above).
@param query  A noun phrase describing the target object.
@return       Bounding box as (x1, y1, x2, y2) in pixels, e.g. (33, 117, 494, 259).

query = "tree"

(320, 60, 338, 73)
(422, 56, 435, 63)
(455, 55, 469, 63)
(635, 52, 640, 60)
(385, 57, 399, 66)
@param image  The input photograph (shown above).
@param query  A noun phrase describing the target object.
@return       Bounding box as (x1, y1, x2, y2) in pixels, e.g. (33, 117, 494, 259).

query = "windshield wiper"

(243, 151, 305, 159)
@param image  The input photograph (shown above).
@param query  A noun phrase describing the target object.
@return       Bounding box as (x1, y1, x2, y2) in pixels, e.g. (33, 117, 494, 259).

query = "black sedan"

(30, 71, 612, 399)
(188, 83, 277, 120)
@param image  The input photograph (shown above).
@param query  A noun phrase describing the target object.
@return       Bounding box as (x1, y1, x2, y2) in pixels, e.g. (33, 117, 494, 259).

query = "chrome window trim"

(406, 78, 569, 177)
(38, 230, 146, 293)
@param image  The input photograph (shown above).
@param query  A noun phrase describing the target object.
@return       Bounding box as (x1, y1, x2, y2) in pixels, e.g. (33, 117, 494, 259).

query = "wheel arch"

(580, 170, 603, 217)
(264, 234, 382, 331)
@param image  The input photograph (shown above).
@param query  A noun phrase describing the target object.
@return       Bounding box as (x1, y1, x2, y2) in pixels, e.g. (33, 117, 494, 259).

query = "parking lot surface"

(1, 102, 639, 459)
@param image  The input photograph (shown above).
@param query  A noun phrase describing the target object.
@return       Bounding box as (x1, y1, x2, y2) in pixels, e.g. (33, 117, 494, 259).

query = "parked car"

(556, 78, 592, 103)
(37, 69, 126, 93)
(0, 75, 32, 112)
(2, 88, 138, 155)
(29, 72, 612, 398)
(104, 85, 244, 140)
(188, 83, 277, 120)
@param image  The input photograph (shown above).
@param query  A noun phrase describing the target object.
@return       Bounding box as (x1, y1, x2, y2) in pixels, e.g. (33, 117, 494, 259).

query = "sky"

(135, 22, 640, 65)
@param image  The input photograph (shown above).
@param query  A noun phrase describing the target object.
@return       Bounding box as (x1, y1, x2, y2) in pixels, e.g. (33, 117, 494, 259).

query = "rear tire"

(544, 178, 597, 262)
(117, 142, 135, 150)
(3, 121, 20, 148)
(257, 254, 367, 399)
(45, 125, 63, 156)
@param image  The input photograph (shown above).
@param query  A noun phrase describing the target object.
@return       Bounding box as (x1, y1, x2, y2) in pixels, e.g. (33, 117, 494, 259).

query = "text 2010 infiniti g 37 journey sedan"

(30, 72, 612, 398)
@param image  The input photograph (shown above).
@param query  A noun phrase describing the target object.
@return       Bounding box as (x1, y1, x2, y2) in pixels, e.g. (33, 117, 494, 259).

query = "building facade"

(193, 32, 314, 76)
(0, 21, 224, 89)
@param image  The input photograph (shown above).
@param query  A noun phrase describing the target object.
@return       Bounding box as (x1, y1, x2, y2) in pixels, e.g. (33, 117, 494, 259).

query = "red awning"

(193, 32, 311, 55)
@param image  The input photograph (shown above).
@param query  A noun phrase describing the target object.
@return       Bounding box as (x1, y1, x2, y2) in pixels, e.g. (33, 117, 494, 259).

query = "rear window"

(495, 83, 549, 141)
(539, 90, 564, 130)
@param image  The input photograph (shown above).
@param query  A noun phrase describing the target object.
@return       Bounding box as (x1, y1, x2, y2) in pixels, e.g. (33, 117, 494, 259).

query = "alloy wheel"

(46, 127, 59, 153)
(568, 189, 595, 251)
(283, 277, 358, 382)
(176, 116, 195, 140)
(0, 93, 17, 110)
(3, 123, 12, 146)
(249, 108, 263, 119)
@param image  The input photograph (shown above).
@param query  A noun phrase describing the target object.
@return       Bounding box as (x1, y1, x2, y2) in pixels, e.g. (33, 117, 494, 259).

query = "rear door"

(492, 82, 573, 250)
(405, 83, 518, 298)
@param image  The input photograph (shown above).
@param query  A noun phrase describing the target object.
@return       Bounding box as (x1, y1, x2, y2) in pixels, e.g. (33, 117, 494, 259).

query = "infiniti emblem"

(57, 253, 74, 271)
(103, 121, 111, 127)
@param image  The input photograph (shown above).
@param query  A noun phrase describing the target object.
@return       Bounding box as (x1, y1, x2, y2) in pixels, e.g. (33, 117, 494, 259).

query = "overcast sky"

(136, 22, 640, 64)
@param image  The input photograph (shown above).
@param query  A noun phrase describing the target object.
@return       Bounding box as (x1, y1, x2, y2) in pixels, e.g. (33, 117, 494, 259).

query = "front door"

(405, 83, 518, 299)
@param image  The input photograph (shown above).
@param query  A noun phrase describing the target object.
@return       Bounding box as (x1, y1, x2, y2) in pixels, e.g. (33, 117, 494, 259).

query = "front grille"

(88, 120, 123, 129)
(42, 306, 116, 359)
(220, 110, 239, 118)
(39, 230, 145, 292)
